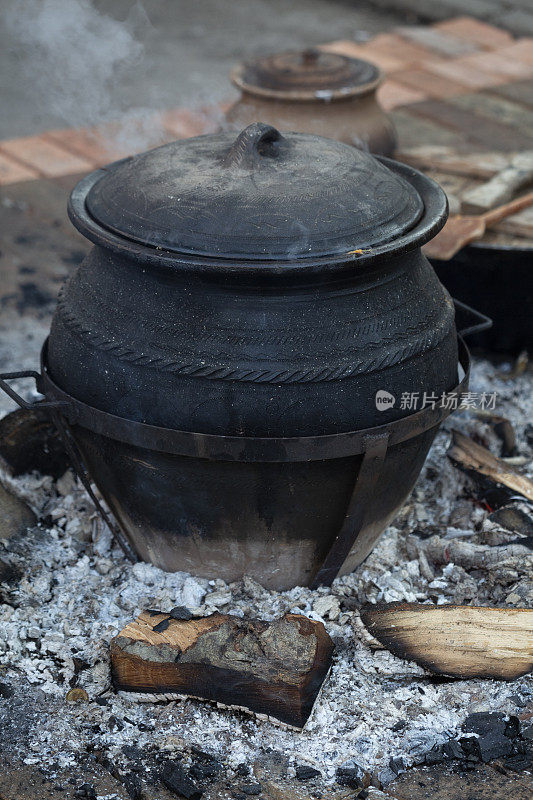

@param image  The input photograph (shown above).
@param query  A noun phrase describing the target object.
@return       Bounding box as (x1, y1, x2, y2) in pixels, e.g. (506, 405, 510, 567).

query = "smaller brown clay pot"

(225, 48, 397, 156)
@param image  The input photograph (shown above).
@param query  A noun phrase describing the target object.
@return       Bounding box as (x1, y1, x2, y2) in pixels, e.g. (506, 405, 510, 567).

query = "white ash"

(0, 356, 532, 783)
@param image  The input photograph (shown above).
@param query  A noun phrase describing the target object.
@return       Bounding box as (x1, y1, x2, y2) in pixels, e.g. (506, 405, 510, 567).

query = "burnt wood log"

(110, 611, 334, 729)
(360, 603, 533, 680)
(448, 429, 533, 502)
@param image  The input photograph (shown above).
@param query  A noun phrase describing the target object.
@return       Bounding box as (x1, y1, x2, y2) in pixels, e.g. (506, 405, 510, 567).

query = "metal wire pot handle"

(0, 371, 137, 563)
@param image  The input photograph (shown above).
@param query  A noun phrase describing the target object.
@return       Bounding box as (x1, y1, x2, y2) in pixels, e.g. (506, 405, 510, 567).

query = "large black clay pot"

(6, 124, 469, 589)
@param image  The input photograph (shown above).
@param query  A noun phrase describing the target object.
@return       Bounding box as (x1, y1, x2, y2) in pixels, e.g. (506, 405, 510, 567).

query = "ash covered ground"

(0, 325, 532, 790)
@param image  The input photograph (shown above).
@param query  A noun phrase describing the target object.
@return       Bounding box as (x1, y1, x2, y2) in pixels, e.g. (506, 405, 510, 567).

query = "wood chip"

(360, 603, 533, 679)
(110, 611, 334, 729)
(448, 429, 533, 501)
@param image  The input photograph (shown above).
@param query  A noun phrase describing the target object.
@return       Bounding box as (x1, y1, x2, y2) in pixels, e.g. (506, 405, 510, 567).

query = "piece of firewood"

(360, 603, 533, 679)
(448, 429, 533, 502)
(110, 611, 334, 729)
(461, 151, 533, 213)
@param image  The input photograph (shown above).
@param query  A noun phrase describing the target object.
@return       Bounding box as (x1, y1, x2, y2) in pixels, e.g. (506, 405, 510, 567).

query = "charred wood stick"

(110, 611, 334, 729)
(360, 603, 533, 680)
(408, 533, 533, 572)
(448, 429, 533, 502)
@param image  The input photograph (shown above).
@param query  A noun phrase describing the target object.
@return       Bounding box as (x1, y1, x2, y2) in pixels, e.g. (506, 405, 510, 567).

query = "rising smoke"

(3, 0, 165, 150)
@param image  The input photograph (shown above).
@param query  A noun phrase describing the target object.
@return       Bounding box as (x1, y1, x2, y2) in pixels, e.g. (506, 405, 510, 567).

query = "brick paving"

(0, 17, 532, 186)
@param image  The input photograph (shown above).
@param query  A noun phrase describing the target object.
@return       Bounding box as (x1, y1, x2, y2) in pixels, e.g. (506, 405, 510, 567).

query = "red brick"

(0, 135, 94, 177)
(494, 39, 533, 67)
(45, 126, 139, 165)
(320, 40, 402, 73)
(426, 58, 508, 90)
(396, 26, 480, 58)
(161, 106, 223, 140)
(454, 51, 533, 81)
(363, 33, 443, 70)
(377, 80, 427, 111)
(393, 69, 470, 99)
(0, 152, 40, 184)
(434, 16, 514, 50)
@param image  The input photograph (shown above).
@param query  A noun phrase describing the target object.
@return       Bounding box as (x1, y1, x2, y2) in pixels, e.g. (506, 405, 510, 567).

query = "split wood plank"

(111, 611, 334, 729)
(360, 603, 533, 679)
(448, 429, 533, 502)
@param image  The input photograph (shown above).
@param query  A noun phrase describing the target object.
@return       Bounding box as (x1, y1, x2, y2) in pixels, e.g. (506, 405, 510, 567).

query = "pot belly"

(73, 426, 437, 590)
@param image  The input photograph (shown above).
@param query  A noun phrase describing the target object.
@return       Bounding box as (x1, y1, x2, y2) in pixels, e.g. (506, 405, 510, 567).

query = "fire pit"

(0, 124, 487, 589)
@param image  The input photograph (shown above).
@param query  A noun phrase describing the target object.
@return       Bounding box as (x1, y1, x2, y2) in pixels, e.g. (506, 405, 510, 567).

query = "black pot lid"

(85, 123, 424, 261)
(231, 48, 381, 101)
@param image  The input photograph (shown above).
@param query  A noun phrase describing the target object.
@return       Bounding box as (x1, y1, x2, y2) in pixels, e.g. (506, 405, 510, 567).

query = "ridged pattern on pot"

(54, 256, 455, 385)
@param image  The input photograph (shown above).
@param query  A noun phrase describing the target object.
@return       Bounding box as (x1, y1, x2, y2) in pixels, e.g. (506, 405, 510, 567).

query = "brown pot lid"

(85, 124, 424, 261)
(231, 48, 382, 101)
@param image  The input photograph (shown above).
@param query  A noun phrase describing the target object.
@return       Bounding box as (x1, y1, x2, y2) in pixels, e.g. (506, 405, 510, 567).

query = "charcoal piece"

(459, 736, 482, 762)
(505, 715, 521, 739)
(522, 724, 533, 741)
(462, 711, 507, 737)
(152, 618, 170, 633)
(160, 762, 202, 799)
(335, 761, 367, 789)
(389, 756, 406, 775)
(170, 606, 193, 621)
(241, 783, 261, 795)
(392, 720, 406, 732)
(295, 764, 321, 780)
(189, 757, 223, 782)
(111, 611, 334, 729)
(424, 747, 445, 765)
(0, 557, 22, 586)
(122, 773, 142, 800)
(441, 739, 465, 760)
(0, 682, 14, 698)
(477, 733, 513, 762)
(489, 505, 533, 536)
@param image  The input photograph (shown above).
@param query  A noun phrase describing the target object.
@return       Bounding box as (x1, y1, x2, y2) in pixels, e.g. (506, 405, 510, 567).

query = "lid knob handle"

(223, 123, 284, 168)
(301, 47, 320, 66)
